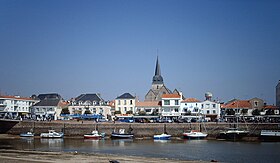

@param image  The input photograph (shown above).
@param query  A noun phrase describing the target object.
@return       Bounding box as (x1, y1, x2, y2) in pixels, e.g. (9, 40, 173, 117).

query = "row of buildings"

(1, 57, 279, 122)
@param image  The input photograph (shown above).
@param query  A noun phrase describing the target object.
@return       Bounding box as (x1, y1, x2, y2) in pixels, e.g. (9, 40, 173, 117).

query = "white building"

(68, 93, 111, 120)
(115, 93, 136, 115)
(32, 93, 65, 120)
(0, 95, 38, 119)
(180, 98, 202, 119)
(161, 93, 182, 120)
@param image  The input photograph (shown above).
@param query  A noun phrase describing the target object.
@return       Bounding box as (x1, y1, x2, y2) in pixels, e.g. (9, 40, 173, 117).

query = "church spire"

(152, 56, 163, 85)
(155, 56, 161, 76)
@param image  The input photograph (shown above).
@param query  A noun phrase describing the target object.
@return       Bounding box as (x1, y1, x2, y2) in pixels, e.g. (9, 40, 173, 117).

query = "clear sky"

(1, 0, 280, 104)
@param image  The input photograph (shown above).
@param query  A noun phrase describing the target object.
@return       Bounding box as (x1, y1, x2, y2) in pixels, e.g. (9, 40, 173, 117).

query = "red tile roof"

(222, 100, 251, 109)
(264, 105, 279, 110)
(0, 95, 34, 101)
(182, 98, 201, 103)
(136, 101, 161, 107)
(161, 94, 181, 98)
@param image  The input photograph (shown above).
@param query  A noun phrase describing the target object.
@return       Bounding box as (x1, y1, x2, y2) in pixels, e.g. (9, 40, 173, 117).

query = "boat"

(111, 128, 134, 139)
(183, 130, 207, 139)
(84, 130, 103, 139)
(153, 133, 171, 140)
(218, 128, 249, 141)
(20, 131, 34, 137)
(260, 130, 280, 141)
(40, 130, 64, 138)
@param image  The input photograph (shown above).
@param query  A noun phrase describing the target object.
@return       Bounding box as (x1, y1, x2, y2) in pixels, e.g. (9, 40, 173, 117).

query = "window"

(118, 100, 120, 105)
(213, 110, 216, 114)
(175, 108, 178, 112)
(164, 100, 170, 105)
(201, 104, 204, 108)
(213, 104, 216, 108)
(130, 100, 133, 105)
(124, 107, 127, 112)
(175, 100, 179, 105)
(124, 100, 127, 105)
(254, 101, 258, 107)
(207, 110, 210, 114)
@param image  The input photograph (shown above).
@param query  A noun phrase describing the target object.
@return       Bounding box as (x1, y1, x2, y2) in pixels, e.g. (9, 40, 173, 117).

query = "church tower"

(152, 56, 164, 91)
(145, 56, 171, 101)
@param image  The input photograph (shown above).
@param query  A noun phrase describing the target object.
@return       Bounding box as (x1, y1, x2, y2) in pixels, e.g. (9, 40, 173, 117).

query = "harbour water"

(1, 138, 280, 163)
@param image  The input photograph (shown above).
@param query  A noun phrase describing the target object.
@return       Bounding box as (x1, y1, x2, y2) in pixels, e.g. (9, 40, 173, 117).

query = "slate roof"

(37, 93, 61, 100)
(116, 93, 135, 99)
(33, 99, 60, 107)
(74, 94, 103, 102)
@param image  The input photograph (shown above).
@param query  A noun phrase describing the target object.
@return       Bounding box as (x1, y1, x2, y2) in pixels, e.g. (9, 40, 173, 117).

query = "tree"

(265, 109, 275, 115)
(226, 109, 235, 115)
(61, 107, 70, 115)
(241, 109, 248, 115)
(84, 110, 92, 114)
(252, 109, 260, 116)
(126, 110, 133, 114)
(138, 111, 146, 115)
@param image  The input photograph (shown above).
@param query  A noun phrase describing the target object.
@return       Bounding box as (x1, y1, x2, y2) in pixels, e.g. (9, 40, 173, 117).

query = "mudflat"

(0, 149, 207, 163)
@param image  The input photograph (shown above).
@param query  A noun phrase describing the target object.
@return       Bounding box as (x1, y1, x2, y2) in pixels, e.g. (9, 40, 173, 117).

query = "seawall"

(1, 120, 280, 138)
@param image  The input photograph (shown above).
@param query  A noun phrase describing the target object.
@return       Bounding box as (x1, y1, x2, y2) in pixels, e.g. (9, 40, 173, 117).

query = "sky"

(1, 0, 280, 104)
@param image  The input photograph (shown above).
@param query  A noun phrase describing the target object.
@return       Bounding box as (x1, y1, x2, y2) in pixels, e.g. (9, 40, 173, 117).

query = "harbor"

(1, 135, 280, 163)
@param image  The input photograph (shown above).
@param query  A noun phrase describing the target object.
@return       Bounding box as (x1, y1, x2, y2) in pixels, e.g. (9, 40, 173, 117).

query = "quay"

(1, 119, 280, 138)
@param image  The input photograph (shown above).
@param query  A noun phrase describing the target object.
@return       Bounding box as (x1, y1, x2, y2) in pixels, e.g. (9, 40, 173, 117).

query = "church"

(145, 57, 183, 101)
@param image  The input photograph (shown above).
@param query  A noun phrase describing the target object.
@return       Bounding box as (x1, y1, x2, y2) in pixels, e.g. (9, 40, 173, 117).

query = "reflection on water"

(1, 138, 280, 163)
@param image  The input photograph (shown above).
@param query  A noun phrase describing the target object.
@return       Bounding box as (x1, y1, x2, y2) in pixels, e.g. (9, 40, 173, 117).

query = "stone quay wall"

(2, 120, 280, 138)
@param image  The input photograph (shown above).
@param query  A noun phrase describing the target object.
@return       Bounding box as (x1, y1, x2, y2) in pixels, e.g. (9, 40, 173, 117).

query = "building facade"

(115, 93, 136, 115)
(0, 95, 38, 119)
(161, 93, 182, 120)
(32, 93, 65, 120)
(68, 93, 111, 119)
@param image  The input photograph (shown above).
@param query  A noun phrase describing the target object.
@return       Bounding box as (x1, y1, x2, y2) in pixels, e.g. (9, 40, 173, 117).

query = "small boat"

(20, 131, 34, 137)
(84, 130, 103, 139)
(111, 129, 134, 139)
(218, 128, 249, 141)
(153, 133, 171, 140)
(260, 130, 280, 141)
(40, 130, 64, 138)
(183, 130, 208, 139)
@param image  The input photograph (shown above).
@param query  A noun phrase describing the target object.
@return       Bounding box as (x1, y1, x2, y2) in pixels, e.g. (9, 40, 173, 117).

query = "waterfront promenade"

(1, 119, 279, 138)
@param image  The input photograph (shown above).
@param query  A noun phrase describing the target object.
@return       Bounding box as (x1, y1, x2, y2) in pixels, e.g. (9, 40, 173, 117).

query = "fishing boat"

(20, 131, 34, 137)
(260, 130, 280, 141)
(40, 130, 64, 138)
(218, 128, 249, 141)
(153, 133, 171, 140)
(183, 130, 207, 139)
(84, 130, 103, 139)
(111, 128, 134, 139)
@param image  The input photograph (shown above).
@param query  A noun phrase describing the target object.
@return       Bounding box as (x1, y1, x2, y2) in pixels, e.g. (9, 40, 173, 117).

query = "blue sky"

(1, 0, 280, 104)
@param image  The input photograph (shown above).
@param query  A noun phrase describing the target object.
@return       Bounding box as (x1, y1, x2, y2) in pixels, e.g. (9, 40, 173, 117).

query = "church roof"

(152, 56, 164, 84)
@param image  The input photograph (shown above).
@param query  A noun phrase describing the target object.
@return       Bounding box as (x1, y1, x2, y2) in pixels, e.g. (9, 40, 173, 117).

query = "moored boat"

(40, 130, 64, 138)
(111, 129, 134, 139)
(218, 128, 249, 141)
(20, 131, 34, 137)
(183, 130, 207, 139)
(84, 130, 103, 139)
(153, 133, 171, 140)
(260, 130, 280, 141)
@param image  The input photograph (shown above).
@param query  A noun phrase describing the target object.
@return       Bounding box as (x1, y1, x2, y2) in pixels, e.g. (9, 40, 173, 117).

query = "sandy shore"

(0, 149, 209, 163)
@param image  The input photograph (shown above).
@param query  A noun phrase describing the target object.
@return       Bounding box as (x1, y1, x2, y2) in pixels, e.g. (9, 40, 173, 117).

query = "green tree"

(252, 109, 260, 116)
(126, 110, 133, 114)
(61, 107, 70, 115)
(226, 109, 235, 115)
(84, 110, 92, 114)
(138, 111, 146, 115)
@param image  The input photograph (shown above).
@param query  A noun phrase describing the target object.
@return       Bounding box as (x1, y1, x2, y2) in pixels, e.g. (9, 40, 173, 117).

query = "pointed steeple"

(154, 56, 161, 76)
(152, 56, 163, 84)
